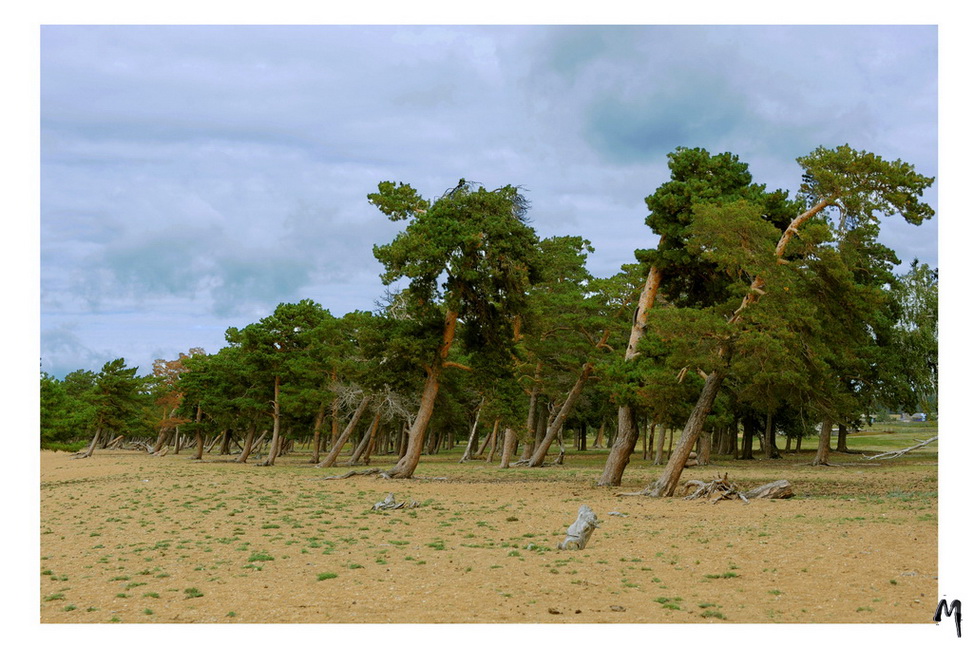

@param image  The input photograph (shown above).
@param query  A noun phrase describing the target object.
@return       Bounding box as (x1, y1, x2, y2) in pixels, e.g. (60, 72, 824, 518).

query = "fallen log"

(681, 474, 793, 503)
(558, 505, 599, 550)
(864, 436, 938, 460)
(321, 468, 387, 480)
(742, 479, 793, 500)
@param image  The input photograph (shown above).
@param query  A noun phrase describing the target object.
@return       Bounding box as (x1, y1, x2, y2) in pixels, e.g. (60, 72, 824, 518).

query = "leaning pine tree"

(643, 145, 935, 497)
(370, 179, 540, 479)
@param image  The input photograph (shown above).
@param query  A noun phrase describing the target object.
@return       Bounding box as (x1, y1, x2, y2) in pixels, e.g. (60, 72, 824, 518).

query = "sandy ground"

(39, 448, 937, 625)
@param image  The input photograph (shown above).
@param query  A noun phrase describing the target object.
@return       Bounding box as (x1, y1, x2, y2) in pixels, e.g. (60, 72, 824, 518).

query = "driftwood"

(558, 505, 599, 550)
(742, 479, 793, 500)
(320, 468, 387, 480)
(864, 436, 938, 460)
(371, 493, 420, 510)
(682, 473, 793, 504)
(316, 468, 447, 481)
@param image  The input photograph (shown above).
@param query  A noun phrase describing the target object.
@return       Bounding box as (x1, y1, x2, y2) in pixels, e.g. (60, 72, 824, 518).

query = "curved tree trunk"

(75, 427, 103, 459)
(348, 410, 381, 465)
(317, 397, 371, 468)
(236, 426, 259, 463)
(460, 397, 485, 463)
(642, 197, 831, 496)
(599, 405, 641, 482)
(646, 370, 726, 497)
(385, 309, 458, 479)
(601, 258, 664, 485)
(528, 362, 594, 467)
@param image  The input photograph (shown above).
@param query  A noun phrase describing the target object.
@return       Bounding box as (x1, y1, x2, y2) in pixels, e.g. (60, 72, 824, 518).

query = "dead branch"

(319, 468, 388, 480)
(864, 436, 938, 460)
(620, 474, 793, 502)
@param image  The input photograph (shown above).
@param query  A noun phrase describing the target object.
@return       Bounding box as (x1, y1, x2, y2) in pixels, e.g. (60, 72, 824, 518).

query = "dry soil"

(39, 448, 937, 625)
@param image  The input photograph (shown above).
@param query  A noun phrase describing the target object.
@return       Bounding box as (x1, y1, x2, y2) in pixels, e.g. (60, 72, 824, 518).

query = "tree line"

(40, 145, 938, 494)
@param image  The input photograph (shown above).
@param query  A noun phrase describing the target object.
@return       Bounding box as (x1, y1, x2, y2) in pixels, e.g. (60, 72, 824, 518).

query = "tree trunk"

(310, 402, 326, 464)
(740, 417, 756, 460)
(460, 398, 485, 463)
(812, 416, 833, 466)
(317, 397, 371, 468)
(836, 423, 850, 453)
(236, 427, 261, 463)
(606, 251, 665, 482)
(475, 418, 494, 456)
(642, 198, 831, 496)
(653, 425, 667, 465)
(645, 370, 726, 497)
(598, 405, 641, 483)
(763, 411, 780, 460)
(486, 419, 500, 463)
(529, 362, 594, 467)
(259, 376, 283, 466)
(330, 394, 340, 450)
(499, 427, 517, 469)
(349, 410, 381, 465)
(519, 365, 542, 461)
(76, 427, 102, 459)
(386, 309, 459, 479)
(193, 405, 205, 460)
(219, 429, 232, 455)
(644, 422, 655, 460)
(361, 424, 380, 465)
(593, 420, 606, 449)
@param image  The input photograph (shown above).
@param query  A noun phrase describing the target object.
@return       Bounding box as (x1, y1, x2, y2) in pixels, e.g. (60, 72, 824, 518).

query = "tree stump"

(558, 505, 598, 550)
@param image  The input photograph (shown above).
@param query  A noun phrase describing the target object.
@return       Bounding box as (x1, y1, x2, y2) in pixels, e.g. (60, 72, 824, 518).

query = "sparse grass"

(40, 439, 936, 624)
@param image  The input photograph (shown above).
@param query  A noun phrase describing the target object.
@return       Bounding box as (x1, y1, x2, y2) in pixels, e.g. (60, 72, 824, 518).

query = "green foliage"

(797, 144, 935, 228)
(637, 147, 795, 308)
(41, 371, 95, 446)
(372, 178, 540, 351)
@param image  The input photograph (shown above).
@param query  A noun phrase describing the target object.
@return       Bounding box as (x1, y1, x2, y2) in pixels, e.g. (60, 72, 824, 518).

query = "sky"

(39, 24, 939, 378)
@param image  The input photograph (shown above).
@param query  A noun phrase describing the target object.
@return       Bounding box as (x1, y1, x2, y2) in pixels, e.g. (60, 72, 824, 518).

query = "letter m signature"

(934, 599, 962, 638)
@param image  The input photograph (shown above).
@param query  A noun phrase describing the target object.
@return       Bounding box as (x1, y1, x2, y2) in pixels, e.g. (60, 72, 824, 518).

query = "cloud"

(38, 24, 938, 377)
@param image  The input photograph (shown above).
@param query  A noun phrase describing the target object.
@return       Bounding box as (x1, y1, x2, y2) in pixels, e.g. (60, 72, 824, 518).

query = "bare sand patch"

(40, 449, 937, 624)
